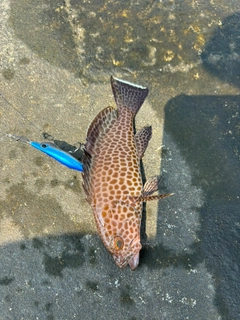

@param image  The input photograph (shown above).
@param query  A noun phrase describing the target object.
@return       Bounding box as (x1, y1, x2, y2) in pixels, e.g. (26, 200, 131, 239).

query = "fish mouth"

(128, 253, 139, 270)
(112, 236, 142, 269)
(127, 236, 141, 270)
(112, 251, 140, 270)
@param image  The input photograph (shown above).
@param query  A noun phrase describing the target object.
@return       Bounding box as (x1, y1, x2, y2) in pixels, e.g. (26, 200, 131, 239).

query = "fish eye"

(41, 143, 47, 148)
(112, 236, 124, 251)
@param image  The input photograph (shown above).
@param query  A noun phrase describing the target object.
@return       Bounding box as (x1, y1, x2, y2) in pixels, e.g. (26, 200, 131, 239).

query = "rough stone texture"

(1, 0, 240, 319)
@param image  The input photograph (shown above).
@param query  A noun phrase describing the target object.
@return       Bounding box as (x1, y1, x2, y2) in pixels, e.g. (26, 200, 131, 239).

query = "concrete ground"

(0, 1, 240, 319)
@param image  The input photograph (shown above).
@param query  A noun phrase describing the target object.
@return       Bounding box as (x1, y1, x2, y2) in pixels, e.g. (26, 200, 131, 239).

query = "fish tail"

(111, 76, 149, 116)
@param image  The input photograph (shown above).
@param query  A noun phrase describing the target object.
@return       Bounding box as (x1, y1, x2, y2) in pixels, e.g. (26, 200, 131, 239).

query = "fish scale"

(82, 76, 172, 270)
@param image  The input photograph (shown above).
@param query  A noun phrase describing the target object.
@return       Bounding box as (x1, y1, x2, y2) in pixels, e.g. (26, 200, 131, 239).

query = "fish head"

(110, 234, 142, 270)
(96, 202, 142, 270)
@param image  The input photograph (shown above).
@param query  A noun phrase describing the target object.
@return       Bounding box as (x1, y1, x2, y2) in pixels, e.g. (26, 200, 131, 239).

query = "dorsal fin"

(85, 106, 117, 155)
(135, 126, 152, 159)
(111, 76, 148, 116)
(82, 106, 117, 203)
(82, 150, 93, 203)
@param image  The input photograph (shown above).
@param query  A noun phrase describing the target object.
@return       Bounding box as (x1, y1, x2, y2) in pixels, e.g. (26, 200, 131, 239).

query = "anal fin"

(135, 126, 152, 159)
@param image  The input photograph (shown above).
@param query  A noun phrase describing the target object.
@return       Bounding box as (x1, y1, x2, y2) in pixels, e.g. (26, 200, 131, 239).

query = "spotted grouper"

(82, 76, 172, 270)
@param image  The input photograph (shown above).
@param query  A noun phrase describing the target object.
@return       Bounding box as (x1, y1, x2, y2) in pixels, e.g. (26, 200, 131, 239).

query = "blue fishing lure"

(30, 141, 83, 172)
(0, 94, 83, 172)
(8, 134, 83, 172)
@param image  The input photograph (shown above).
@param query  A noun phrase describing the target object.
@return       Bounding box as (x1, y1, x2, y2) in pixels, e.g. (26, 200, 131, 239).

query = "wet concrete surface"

(0, 0, 240, 319)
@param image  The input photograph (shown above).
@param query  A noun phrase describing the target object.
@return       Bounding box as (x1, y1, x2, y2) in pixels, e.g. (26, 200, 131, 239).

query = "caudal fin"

(111, 76, 149, 116)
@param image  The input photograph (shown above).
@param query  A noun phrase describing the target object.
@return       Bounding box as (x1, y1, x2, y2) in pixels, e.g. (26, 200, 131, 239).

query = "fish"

(82, 76, 172, 270)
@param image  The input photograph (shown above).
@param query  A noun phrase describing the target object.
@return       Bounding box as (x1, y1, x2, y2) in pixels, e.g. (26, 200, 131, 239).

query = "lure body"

(82, 76, 171, 269)
(8, 134, 83, 172)
(30, 141, 83, 172)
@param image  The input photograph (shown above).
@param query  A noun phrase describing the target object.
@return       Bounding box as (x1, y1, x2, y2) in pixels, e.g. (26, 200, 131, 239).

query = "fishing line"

(0, 92, 42, 132)
(0, 92, 54, 141)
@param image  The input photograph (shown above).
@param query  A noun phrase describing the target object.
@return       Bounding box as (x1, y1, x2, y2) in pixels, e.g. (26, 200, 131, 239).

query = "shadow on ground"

(159, 12, 240, 319)
(163, 94, 240, 320)
(0, 229, 217, 320)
